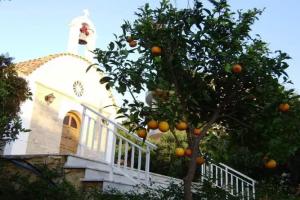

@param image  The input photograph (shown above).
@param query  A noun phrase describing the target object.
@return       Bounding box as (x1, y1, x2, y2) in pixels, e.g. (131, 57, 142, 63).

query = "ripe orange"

(185, 148, 193, 157)
(136, 128, 147, 139)
(129, 40, 137, 47)
(175, 121, 188, 130)
(265, 159, 277, 169)
(232, 64, 242, 73)
(147, 119, 158, 129)
(158, 121, 169, 132)
(196, 156, 205, 165)
(126, 36, 134, 43)
(279, 103, 290, 112)
(175, 148, 185, 157)
(151, 46, 162, 56)
(194, 128, 201, 136)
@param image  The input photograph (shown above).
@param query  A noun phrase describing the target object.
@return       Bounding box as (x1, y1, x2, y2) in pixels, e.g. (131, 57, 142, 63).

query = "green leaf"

(86, 63, 99, 73)
(109, 42, 115, 50)
(224, 63, 232, 73)
(153, 56, 162, 64)
(100, 76, 112, 84)
(105, 83, 111, 90)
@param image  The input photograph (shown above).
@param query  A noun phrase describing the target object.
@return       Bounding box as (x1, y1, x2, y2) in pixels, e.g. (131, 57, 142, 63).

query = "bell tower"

(67, 9, 96, 61)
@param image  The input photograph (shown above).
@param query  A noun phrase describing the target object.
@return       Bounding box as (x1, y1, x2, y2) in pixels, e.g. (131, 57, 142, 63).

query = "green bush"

(0, 161, 238, 200)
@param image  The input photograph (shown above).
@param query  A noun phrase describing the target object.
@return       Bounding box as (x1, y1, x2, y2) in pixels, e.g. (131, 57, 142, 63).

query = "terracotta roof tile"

(15, 52, 92, 75)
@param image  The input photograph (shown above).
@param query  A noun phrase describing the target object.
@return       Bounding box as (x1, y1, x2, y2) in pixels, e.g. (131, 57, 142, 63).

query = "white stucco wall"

(5, 55, 117, 157)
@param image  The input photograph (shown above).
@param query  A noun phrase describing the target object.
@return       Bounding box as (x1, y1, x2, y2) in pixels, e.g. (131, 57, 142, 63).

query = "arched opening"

(60, 111, 81, 154)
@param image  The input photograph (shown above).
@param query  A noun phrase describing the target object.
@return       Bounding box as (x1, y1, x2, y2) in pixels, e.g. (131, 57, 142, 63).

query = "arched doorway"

(60, 111, 81, 154)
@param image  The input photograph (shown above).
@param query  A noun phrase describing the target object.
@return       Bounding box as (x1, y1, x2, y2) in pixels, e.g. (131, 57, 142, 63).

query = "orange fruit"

(126, 36, 134, 43)
(158, 121, 169, 132)
(129, 40, 137, 47)
(193, 128, 201, 136)
(279, 103, 290, 112)
(136, 128, 147, 139)
(185, 148, 193, 157)
(175, 121, 188, 130)
(196, 156, 205, 165)
(151, 46, 162, 56)
(175, 148, 185, 157)
(265, 159, 277, 169)
(232, 64, 242, 73)
(147, 119, 158, 129)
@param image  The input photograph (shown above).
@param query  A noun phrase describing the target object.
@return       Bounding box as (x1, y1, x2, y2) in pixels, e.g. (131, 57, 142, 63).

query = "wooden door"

(60, 112, 80, 154)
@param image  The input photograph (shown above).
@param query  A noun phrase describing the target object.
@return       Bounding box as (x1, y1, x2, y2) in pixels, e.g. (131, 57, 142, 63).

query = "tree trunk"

(183, 143, 198, 200)
(183, 111, 219, 200)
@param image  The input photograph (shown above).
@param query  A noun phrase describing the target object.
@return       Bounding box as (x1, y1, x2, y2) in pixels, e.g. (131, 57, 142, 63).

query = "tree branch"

(196, 110, 220, 143)
(127, 86, 139, 105)
(221, 114, 253, 130)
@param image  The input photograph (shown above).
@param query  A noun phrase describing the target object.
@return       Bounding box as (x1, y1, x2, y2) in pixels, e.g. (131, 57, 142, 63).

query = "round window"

(73, 80, 84, 97)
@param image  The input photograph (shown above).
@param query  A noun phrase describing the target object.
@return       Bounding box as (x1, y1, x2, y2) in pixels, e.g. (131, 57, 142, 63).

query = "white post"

(236, 178, 239, 197)
(117, 138, 122, 167)
(109, 127, 116, 181)
(201, 164, 204, 182)
(246, 183, 250, 200)
(215, 166, 218, 186)
(138, 149, 142, 181)
(91, 120, 96, 150)
(84, 117, 91, 151)
(241, 181, 244, 200)
(124, 141, 129, 168)
(145, 146, 150, 185)
(77, 106, 86, 156)
(225, 167, 228, 189)
(252, 180, 255, 200)
(220, 168, 223, 187)
(131, 146, 135, 169)
(96, 122, 103, 152)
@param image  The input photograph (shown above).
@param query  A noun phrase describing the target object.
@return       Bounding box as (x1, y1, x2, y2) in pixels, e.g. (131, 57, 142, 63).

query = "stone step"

(64, 155, 182, 188)
(80, 179, 104, 191)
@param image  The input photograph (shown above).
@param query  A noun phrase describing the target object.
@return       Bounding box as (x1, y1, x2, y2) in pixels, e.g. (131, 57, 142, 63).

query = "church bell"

(79, 32, 88, 45)
(79, 23, 89, 45)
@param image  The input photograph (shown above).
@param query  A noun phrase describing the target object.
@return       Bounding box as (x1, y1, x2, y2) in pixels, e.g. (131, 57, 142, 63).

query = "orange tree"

(92, 0, 300, 199)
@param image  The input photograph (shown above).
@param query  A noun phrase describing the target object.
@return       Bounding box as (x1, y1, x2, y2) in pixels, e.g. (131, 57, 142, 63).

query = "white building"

(4, 10, 117, 159)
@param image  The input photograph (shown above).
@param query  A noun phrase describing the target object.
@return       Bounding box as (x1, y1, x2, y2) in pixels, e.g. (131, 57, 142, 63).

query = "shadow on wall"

(26, 99, 67, 154)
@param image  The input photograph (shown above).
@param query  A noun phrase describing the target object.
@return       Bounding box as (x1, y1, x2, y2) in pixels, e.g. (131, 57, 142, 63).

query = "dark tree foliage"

(0, 54, 31, 151)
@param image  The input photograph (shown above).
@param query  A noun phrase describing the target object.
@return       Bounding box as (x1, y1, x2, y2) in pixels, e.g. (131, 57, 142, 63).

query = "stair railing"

(201, 161, 256, 200)
(77, 105, 156, 185)
(77, 105, 255, 197)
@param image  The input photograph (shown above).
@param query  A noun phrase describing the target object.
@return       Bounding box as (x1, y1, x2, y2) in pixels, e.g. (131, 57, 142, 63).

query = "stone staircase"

(1, 154, 179, 192)
(1, 152, 255, 199)
(64, 155, 181, 191)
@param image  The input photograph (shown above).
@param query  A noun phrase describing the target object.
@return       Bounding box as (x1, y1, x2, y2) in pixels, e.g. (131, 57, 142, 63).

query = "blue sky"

(0, 0, 299, 91)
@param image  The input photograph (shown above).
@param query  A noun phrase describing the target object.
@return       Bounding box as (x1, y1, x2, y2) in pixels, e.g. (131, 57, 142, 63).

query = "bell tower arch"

(67, 9, 96, 61)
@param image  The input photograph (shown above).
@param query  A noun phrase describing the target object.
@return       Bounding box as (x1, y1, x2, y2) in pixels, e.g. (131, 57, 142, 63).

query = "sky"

(0, 0, 299, 93)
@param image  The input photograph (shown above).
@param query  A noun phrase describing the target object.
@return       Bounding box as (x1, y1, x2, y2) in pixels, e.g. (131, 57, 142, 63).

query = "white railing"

(77, 105, 156, 185)
(76, 105, 255, 198)
(201, 161, 256, 200)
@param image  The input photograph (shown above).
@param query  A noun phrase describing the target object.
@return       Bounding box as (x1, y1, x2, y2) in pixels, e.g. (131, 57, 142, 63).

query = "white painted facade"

(4, 11, 117, 160)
